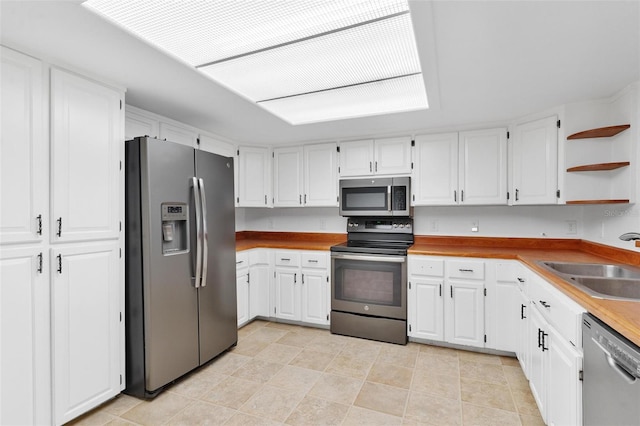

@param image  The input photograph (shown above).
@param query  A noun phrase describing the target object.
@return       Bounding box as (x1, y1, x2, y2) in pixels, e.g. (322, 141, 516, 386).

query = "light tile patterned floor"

(70, 320, 544, 425)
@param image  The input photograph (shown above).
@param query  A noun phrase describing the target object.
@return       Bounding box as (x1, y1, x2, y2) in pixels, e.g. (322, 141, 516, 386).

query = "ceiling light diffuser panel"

(84, 0, 428, 124)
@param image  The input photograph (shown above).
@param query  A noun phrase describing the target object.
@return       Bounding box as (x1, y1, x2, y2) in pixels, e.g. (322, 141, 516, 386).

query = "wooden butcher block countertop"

(237, 232, 640, 347)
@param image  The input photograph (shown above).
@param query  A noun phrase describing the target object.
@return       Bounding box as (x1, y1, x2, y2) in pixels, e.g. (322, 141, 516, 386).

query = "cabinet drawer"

(448, 260, 485, 280)
(248, 249, 270, 265)
(301, 251, 327, 269)
(409, 257, 444, 277)
(236, 251, 249, 269)
(274, 251, 301, 267)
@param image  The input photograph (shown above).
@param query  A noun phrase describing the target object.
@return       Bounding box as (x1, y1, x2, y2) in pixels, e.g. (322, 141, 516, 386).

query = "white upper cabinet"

(50, 68, 122, 243)
(512, 116, 559, 205)
(273, 146, 304, 207)
(198, 133, 235, 157)
(303, 142, 338, 207)
(236, 146, 272, 207)
(158, 122, 198, 147)
(339, 137, 411, 177)
(124, 108, 159, 140)
(1, 47, 47, 245)
(412, 133, 458, 205)
(459, 128, 508, 205)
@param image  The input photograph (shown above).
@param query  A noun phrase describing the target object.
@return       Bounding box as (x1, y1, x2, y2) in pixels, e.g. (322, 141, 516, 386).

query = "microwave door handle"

(387, 185, 392, 212)
(192, 177, 202, 288)
(199, 178, 208, 288)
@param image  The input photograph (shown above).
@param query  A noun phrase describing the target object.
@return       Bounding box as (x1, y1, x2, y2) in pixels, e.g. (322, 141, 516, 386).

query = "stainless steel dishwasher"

(583, 313, 640, 425)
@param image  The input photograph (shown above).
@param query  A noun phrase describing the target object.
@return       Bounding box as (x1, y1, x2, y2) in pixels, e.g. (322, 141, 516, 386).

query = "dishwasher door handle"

(592, 337, 638, 384)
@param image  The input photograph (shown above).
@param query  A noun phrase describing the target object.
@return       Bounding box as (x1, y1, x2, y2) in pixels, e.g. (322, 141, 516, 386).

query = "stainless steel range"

(330, 217, 413, 345)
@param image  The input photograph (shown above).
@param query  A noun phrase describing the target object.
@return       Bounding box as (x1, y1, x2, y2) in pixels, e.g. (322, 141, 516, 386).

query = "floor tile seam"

(284, 393, 352, 425)
(158, 397, 203, 425)
(461, 400, 522, 417)
(459, 375, 511, 388)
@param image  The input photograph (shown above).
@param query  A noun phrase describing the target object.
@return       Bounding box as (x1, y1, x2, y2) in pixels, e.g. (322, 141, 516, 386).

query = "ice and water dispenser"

(161, 203, 188, 255)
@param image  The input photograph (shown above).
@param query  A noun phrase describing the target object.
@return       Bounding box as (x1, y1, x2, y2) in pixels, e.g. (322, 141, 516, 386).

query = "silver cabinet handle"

(280, 258, 290, 261)
(199, 178, 208, 288)
(192, 177, 203, 288)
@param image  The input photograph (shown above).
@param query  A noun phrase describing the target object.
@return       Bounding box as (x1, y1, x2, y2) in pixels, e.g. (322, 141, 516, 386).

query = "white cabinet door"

(51, 242, 121, 425)
(273, 146, 303, 207)
(237, 146, 271, 207)
(124, 108, 159, 140)
(547, 326, 582, 426)
(275, 269, 300, 321)
(459, 128, 507, 205)
(301, 269, 328, 325)
(517, 290, 530, 377)
(304, 142, 338, 207)
(409, 278, 444, 341)
(374, 136, 412, 175)
(445, 281, 485, 347)
(198, 133, 235, 158)
(528, 305, 547, 420)
(1, 247, 50, 425)
(236, 270, 249, 326)
(512, 116, 559, 205)
(158, 122, 197, 147)
(338, 139, 374, 177)
(1, 47, 47, 245)
(412, 133, 458, 205)
(249, 264, 270, 319)
(50, 68, 122, 243)
(485, 261, 522, 352)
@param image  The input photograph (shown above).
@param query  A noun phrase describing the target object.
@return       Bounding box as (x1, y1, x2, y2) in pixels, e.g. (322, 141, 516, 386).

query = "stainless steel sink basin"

(569, 276, 640, 301)
(537, 261, 640, 301)
(541, 261, 640, 279)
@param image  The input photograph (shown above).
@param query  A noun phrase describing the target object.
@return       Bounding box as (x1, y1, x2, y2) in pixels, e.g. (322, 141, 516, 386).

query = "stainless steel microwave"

(339, 177, 411, 217)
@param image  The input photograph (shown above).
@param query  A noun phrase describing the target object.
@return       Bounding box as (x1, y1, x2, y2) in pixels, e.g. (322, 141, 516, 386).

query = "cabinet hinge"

(120, 312, 122, 322)
(484, 288, 487, 296)
(120, 161, 122, 170)
(412, 194, 415, 202)
(236, 197, 239, 203)
(326, 276, 329, 282)
(409, 324, 412, 332)
(338, 166, 340, 173)
(556, 189, 561, 198)
(484, 334, 487, 343)
(507, 191, 510, 200)
(247, 272, 250, 283)
(120, 374, 123, 385)
(337, 196, 339, 202)
(237, 149, 240, 156)
(274, 307, 277, 314)
(411, 139, 415, 147)
(119, 221, 122, 232)
(196, 137, 200, 145)
(336, 146, 340, 153)
(507, 131, 510, 139)
(119, 248, 122, 258)
(119, 100, 122, 110)
(579, 370, 583, 381)
(272, 152, 274, 158)
(408, 281, 411, 290)
(411, 162, 414, 170)
(557, 119, 561, 129)
(327, 314, 329, 321)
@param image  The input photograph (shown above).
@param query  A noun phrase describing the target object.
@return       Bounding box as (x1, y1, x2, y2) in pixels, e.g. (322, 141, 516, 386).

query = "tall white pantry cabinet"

(0, 46, 125, 425)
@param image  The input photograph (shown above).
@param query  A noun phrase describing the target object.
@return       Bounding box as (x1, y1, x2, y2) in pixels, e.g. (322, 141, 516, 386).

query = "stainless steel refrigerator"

(124, 136, 237, 398)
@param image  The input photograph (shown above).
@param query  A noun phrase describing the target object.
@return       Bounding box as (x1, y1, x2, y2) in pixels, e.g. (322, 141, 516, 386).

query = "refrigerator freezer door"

(195, 150, 238, 363)
(140, 139, 200, 392)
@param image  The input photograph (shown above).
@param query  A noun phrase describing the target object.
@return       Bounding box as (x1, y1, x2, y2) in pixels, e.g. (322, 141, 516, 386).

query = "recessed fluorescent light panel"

(84, 0, 428, 124)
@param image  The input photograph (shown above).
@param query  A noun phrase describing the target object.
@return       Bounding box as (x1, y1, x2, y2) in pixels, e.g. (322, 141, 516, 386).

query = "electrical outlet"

(565, 220, 577, 235)
(471, 219, 479, 232)
(429, 220, 439, 232)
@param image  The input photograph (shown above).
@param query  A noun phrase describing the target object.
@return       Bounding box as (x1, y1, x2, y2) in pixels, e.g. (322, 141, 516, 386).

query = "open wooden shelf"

(567, 124, 630, 140)
(565, 199, 630, 205)
(567, 161, 630, 172)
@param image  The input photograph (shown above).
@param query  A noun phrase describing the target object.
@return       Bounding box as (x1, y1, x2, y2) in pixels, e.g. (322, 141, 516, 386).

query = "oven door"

(331, 253, 407, 320)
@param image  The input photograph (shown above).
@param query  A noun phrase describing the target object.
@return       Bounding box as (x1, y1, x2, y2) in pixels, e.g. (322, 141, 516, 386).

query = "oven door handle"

(332, 253, 405, 263)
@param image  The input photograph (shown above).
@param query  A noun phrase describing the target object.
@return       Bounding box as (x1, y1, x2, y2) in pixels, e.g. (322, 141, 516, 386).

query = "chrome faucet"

(619, 232, 640, 241)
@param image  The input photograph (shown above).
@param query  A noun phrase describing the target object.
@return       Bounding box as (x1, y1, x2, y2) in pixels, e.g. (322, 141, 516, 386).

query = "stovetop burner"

(330, 217, 414, 256)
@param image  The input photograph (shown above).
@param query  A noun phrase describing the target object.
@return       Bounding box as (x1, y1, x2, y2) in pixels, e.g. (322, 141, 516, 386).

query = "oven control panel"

(346, 217, 413, 233)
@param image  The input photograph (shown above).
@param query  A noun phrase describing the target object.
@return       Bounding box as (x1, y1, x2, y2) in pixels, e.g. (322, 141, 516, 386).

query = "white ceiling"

(1, 1, 638, 146)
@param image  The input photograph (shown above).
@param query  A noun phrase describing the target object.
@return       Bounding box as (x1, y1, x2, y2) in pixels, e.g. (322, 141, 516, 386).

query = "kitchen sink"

(569, 276, 640, 301)
(541, 261, 640, 279)
(537, 261, 640, 301)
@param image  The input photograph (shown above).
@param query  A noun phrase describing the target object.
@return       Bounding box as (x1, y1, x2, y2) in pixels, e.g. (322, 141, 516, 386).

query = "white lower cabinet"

(485, 261, 526, 352)
(275, 269, 301, 321)
(408, 256, 484, 347)
(248, 251, 270, 319)
(236, 254, 249, 327)
(0, 246, 50, 425)
(51, 242, 121, 425)
(301, 252, 329, 326)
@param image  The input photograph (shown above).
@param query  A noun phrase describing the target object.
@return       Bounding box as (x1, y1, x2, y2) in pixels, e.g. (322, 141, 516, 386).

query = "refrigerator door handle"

(192, 177, 203, 288)
(199, 178, 209, 287)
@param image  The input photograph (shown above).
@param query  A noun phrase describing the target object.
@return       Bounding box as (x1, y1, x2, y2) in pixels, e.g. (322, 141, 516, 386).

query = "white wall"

(236, 205, 585, 239)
